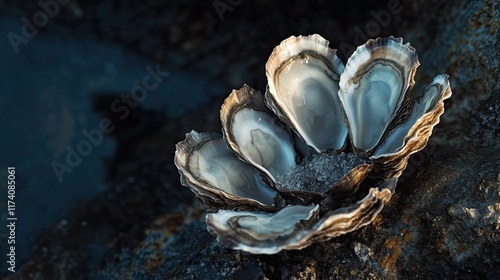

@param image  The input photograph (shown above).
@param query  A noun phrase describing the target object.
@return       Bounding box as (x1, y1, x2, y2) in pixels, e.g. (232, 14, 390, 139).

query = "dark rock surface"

(3, 0, 499, 279)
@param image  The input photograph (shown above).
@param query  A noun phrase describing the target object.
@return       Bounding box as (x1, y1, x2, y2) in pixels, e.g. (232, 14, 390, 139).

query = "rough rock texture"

(5, 0, 499, 279)
(276, 152, 366, 193)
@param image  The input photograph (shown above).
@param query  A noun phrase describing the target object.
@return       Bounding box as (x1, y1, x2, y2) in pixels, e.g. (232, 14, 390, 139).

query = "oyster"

(206, 180, 395, 254)
(174, 34, 452, 254)
(174, 131, 280, 212)
(265, 34, 348, 153)
(220, 85, 297, 183)
(338, 37, 418, 156)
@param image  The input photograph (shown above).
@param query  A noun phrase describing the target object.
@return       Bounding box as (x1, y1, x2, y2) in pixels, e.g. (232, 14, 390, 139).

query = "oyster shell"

(174, 34, 452, 254)
(220, 85, 297, 183)
(265, 34, 348, 153)
(338, 37, 419, 157)
(206, 179, 396, 255)
(206, 204, 320, 254)
(174, 131, 279, 212)
(370, 74, 452, 180)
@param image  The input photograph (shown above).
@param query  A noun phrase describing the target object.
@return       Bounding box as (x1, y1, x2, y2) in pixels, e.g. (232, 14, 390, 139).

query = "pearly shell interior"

(373, 74, 451, 157)
(265, 35, 348, 153)
(206, 205, 319, 254)
(174, 131, 278, 209)
(221, 85, 297, 183)
(206, 180, 396, 254)
(338, 37, 419, 156)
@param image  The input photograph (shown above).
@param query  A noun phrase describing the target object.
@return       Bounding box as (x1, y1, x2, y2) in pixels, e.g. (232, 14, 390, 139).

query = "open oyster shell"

(220, 85, 297, 183)
(174, 131, 280, 212)
(370, 74, 452, 181)
(206, 179, 396, 254)
(174, 34, 452, 254)
(265, 35, 348, 153)
(338, 37, 419, 157)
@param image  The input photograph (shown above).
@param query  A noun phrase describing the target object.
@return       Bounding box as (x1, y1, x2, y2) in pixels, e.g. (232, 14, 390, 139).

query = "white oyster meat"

(174, 34, 452, 254)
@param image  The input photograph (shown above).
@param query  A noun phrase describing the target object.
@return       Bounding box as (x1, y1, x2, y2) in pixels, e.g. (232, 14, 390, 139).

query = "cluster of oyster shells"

(174, 35, 452, 254)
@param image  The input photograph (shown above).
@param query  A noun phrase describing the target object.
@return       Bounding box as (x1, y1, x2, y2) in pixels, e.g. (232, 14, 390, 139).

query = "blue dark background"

(1, 2, 229, 271)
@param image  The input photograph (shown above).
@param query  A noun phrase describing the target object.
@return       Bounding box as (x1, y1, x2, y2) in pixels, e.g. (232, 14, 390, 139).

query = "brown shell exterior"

(306, 183, 394, 246)
(205, 179, 396, 254)
(369, 76, 452, 182)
